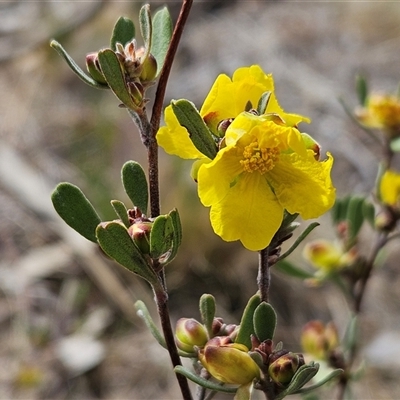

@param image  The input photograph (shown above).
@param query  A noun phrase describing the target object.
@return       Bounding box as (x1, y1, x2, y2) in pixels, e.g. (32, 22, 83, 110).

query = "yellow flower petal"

(157, 105, 206, 159)
(380, 169, 400, 206)
(207, 173, 284, 251)
(267, 152, 335, 219)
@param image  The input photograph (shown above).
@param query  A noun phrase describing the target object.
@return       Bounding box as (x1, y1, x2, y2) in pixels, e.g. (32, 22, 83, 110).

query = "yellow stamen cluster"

(240, 140, 280, 174)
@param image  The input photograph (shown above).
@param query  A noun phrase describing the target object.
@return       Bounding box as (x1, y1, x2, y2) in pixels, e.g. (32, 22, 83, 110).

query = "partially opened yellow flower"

(380, 169, 400, 207)
(198, 112, 335, 251)
(157, 65, 309, 161)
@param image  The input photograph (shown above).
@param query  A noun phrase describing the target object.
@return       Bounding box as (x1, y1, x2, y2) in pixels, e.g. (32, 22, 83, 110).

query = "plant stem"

(258, 247, 271, 303)
(154, 287, 193, 400)
(144, 1, 194, 398)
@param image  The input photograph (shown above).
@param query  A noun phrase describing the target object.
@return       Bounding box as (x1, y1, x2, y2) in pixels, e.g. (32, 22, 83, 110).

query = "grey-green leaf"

(111, 200, 130, 228)
(50, 40, 109, 89)
(199, 294, 216, 338)
(150, 215, 174, 259)
(96, 221, 157, 283)
(139, 4, 152, 57)
(121, 161, 148, 213)
(235, 293, 261, 349)
(166, 208, 182, 263)
(257, 91, 272, 115)
(253, 302, 277, 342)
(356, 74, 368, 106)
(51, 182, 101, 242)
(171, 99, 218, 160)
(151, 6, 173, 76)
(110, 16, 136, 50)
(346, 196, 365, 240)
(97, 49, 138, 110)
(174, 366, 237, 393)
(295, 369, 343, 395)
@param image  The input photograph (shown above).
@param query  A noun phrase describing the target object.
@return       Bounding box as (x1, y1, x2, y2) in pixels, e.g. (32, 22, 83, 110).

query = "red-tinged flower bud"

(139, 53, 158, 83)
(128, 222, 152, 254)
(268, 351, 304, 386)
(175, 318, 208, 353)
(86, 53, 107, 85)
(198, 337, 260, 385)
(301, 132, 321, 160)
(301, 320, 339, 360)
(216, 118, 233, 138)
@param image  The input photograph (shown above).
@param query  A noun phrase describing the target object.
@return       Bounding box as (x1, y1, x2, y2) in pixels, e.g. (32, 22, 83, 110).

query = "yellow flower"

(157, 65, 309, 160)
(380, 169, 400, 207)
(355, 93, 400, 136)
(198, 112, 335, 251)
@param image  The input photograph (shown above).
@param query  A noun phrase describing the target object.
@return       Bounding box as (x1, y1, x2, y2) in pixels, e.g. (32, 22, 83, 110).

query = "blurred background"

(1, 0, 400, 398)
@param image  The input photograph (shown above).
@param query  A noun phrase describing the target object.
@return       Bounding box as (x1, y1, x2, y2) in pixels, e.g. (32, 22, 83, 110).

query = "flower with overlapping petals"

(197, 112, 335, 250)
(157, 65, 308, 161)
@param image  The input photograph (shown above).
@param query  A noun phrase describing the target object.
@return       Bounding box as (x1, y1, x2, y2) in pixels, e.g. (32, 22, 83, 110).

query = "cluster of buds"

(252, 337, 305, 388)
(301, 320, 339, 361)
(85, 41, 157, 110)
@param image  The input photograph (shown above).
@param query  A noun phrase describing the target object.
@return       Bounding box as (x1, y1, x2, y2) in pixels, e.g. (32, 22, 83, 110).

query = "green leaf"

(174, 365, 237, 393)
(135, 300, 166, 348)
(167, 208, 182, 262)
(96, 221, 157, 283)
(275, 260, 314, 279)
(110, 16, 135, 50)
(151, 6, 173, 76)
(356, 74, 368, 106)
(139, 4, 152, 59)
(110, 200, 130, 228)
(257, 91, 272, 115)
(199, 294, 216, 338)
(235, 293, 261, 349)
(50, 40, 109, 89)
(346, 196, 365, 240)
(51, 182, 101, 242)
(97, 49, 139, 110)
(343, 315, 358, 354)
(149, 215, 174, 259)
(121, 161, 148, 213)
(362, 200, 375, 228)
(331, 196, 350, 224)
(171, 99, 218, 160)
(277, 222, 320, 262)
(295, 368, 343, 395)
(253, 302, 277, 342)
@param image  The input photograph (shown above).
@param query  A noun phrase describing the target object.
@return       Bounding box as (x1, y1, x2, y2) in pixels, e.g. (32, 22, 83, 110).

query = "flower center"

(240, 140, 280, 174)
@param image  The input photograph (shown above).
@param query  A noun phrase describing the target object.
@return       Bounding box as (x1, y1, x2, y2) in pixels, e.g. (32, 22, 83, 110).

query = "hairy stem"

(258, 247, 271, 303)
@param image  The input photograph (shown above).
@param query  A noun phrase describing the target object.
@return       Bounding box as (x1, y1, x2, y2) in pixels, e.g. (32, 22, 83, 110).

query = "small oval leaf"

(151, 6, 173, 76)
(50, 40, 109, 89)
(98, 49, 139, 110)
(139, 4, 152, 58)
(110, 200, 130, 228)
(51, 182, 101, 242)
(150, 215, 174, 259)
(111, 16, 136, 50)
(253, 302, 277, 342)
(171, 99, 218, 160)
(96, 221, 157, 283)
(121, 161, 148, 213)
(235, 293, 261, 349)
(199, 294, 216, 337)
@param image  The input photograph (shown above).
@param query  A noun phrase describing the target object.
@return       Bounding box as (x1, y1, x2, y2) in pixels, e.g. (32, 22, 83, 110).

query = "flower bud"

(86, 53, 107, 85)
(301, 320, 339, 360)
(198, 337, 260, 385)
(139, 53, 158, 83)
(128, 221, 152, 254)
(303, 239, 355, 273)
(268, 351, 304, 386)
(216, 118, 233, 138)
(175, 318, 208, 353)
(301, 132, 321, 160)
